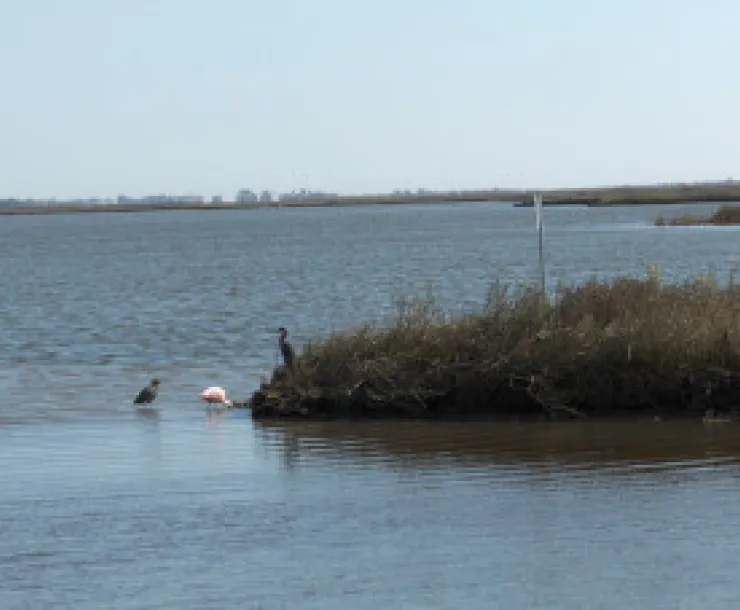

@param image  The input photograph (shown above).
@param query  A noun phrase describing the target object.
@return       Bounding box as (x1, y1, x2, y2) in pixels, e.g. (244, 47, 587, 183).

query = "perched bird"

(278, 327, 296, 369)
(134, 378, 160, 405)
(200, 386, 233, 407)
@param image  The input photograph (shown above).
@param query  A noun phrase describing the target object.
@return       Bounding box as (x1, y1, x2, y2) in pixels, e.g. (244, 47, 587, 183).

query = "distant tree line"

(0, 187, 449, 208)
(235, 189, 340, 203)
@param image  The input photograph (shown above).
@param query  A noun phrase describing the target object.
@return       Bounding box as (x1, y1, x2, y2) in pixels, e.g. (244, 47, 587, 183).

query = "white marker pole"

(535, 192, 546, 297)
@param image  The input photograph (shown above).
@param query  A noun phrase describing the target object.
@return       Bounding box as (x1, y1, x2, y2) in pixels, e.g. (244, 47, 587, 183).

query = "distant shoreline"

(0, 198, 471, 216)
(4, 182, 740, 216)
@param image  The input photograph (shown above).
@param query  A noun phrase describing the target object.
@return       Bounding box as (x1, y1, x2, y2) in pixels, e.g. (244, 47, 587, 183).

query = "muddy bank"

(244, 366, 740, 421)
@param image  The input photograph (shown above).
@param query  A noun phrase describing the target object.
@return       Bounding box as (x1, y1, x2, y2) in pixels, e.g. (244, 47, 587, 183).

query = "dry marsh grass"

(656, 205, 740, 226)
(248, 270, 740, 420)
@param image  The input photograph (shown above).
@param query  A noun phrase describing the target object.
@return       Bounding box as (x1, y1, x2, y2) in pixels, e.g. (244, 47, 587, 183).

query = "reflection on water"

(3, 411, 740, 608)
(135, 408, 163, 470)
(255, 419, 740, 472)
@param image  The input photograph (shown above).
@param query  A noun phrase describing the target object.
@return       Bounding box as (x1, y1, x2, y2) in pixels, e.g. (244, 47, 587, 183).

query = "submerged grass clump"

(656, 204, 740, 226)
(248, 270, 740, 420)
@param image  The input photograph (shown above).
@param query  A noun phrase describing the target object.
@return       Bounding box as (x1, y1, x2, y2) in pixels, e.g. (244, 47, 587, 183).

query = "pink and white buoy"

(200, 386, 233, 408)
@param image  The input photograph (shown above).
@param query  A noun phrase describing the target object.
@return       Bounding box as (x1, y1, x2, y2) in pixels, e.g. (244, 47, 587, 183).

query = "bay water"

(2, 203, 740, 609)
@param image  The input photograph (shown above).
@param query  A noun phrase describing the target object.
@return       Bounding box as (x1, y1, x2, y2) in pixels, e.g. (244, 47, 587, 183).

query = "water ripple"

(4, 204, 740, 609)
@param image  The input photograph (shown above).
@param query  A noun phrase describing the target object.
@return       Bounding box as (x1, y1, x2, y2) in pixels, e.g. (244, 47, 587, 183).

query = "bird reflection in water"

(135, 406, 160, 420)
(205, 405, 229, 427)
(135, 405, 163, 468)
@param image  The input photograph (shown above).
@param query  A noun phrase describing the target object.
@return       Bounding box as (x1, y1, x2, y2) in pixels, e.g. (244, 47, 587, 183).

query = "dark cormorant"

(278, 327, 295, 369)
(134, 378, 160, 405)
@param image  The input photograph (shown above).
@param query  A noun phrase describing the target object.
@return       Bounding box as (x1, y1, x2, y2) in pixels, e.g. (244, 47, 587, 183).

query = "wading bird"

(200, 386, 233, 407)
(133, 378, 160, 405)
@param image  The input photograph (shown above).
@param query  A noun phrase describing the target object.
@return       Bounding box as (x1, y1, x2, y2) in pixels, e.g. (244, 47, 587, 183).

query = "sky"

(2, 0, 740, 199)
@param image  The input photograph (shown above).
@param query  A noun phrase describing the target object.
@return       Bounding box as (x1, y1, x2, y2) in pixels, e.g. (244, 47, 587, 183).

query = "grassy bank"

(656, 205, 740, 226)
(247, 271, 740, 420)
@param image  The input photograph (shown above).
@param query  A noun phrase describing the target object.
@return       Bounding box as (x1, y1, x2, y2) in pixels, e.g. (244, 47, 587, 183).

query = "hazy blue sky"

(2, 0, 739, 198)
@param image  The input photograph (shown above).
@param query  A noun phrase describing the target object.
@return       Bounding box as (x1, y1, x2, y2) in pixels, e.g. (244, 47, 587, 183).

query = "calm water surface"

(3, 203, 740, 608)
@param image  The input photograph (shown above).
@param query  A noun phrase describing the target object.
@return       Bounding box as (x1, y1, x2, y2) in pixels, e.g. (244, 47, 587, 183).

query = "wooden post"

(535, 192, 545, 297)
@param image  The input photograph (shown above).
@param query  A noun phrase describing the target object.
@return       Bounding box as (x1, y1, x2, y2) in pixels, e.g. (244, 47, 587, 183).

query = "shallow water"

(3, 202, 740, 608)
